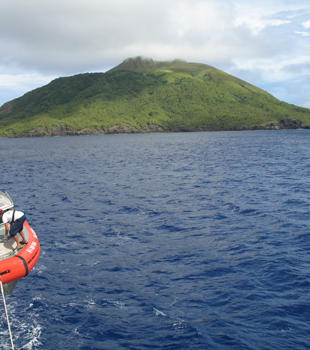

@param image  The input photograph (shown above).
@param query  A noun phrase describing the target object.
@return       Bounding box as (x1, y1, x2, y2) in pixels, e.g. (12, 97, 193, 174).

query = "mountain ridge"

(1, 57, 310, 137)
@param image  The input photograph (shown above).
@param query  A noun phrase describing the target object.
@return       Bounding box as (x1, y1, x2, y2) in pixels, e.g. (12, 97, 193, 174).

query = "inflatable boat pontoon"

(0, 192, 40, 286)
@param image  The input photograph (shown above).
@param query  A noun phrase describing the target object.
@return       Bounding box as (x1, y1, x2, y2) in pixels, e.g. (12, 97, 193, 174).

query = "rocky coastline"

(3, 118, 307, 138)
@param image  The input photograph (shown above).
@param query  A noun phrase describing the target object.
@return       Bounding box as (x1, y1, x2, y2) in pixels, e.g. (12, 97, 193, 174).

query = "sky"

(0, 0, 309, 108)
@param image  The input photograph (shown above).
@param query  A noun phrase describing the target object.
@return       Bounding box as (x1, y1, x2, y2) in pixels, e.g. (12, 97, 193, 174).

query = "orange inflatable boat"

(0, 192, 40, 286)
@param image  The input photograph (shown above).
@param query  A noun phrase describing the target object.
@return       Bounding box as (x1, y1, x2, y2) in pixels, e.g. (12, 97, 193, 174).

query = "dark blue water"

(1, 130, 310, 349)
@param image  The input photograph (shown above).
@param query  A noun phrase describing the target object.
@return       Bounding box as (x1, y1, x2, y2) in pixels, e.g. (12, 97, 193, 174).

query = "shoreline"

(1, 118, 309, 138)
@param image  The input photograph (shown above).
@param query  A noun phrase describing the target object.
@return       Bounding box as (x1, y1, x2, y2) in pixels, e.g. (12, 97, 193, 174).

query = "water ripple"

(1, 130, 310, 349)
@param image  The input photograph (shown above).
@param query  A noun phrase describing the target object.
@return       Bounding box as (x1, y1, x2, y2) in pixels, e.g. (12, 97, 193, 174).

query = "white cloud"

(0, 73, 55, 90)
(303, 19, 310, 28)
(269, 19, 291, 26)
(295, 31, 310, 37)
(0, 67, 57, 102)
(0, 0, 309, 107)
(0, 0, 280, 72)
(235, 15, 291, 35)
(232, 56, 310, 83)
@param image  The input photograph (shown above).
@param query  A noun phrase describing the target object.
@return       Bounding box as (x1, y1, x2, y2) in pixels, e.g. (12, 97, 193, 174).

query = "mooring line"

(0, 278, 15, 350)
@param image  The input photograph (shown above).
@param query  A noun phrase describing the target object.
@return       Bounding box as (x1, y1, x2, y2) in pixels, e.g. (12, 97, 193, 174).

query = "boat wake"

(0, 296, 42, 350)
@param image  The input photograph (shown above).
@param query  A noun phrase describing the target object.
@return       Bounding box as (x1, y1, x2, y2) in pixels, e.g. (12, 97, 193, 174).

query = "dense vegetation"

(1, 57, 310, 137)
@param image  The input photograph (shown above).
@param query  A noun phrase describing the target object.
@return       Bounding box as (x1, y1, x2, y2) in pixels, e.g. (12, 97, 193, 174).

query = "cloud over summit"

(0, 0, 309, 107)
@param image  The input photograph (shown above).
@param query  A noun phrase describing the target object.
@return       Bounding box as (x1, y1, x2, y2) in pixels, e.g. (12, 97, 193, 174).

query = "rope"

(0, 279, 15, 350)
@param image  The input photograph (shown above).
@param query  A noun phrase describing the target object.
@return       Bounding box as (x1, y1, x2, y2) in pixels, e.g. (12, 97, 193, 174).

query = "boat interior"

(0, 192, 29, 260)
(0, 224, 30, 260)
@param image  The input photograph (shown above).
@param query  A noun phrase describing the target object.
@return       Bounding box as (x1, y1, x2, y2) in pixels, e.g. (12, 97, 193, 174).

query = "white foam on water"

(20, 323, 42, 350)
(85, 298, 96, 310)
(153, 307, 167, 317)
(34, 263, 47, 275)
(0, 310, 42, 350)
(111, 300, 126, 309)
(0, 296, 43, 350)
(103, 298, 126, 309)
(172, 319, 187, 330)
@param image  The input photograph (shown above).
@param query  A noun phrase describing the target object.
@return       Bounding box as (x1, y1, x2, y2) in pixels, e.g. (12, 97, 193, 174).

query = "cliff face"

(1, 57, 310, 137)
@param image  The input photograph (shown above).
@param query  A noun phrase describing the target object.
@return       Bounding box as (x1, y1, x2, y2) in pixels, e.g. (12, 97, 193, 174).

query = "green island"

(1, 57, 310, 137)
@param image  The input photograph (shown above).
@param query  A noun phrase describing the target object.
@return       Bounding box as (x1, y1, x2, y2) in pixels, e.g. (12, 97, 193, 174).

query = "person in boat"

(0, 209, 28, 249)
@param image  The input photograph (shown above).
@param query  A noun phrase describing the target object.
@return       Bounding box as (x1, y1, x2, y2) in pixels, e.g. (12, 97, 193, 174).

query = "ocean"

(0, 130, 310, 349)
